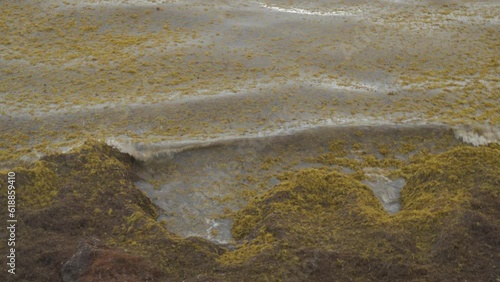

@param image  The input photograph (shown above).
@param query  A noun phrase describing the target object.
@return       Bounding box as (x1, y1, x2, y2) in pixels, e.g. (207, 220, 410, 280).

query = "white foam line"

(453, 124, 500, 147)
(259, 3, 359, 17)
(205, 218, 229, 244)
(61, 0, 166, 6)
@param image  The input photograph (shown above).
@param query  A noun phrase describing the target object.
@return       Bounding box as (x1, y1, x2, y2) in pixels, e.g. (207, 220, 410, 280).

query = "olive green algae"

(221, 145, 500, 281)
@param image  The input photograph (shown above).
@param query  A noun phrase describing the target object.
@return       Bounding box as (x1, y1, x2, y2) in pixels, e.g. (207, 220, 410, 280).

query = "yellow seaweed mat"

(0, 141, 499, 281)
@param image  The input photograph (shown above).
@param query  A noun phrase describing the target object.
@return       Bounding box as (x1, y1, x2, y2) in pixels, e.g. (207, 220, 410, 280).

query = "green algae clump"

(231, 169, 386, 244)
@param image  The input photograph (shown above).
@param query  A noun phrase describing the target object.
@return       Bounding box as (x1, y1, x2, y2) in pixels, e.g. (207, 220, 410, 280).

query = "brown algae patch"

(0, 141, 223, 281)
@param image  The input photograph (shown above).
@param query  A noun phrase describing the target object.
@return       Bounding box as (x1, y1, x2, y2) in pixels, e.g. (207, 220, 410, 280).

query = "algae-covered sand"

(0, 0, 499, 281)
(0, 140, 499, 281)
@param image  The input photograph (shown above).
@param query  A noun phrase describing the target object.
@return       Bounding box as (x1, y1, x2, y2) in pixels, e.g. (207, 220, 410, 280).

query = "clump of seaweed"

(393, 145, 500, 278)
(0, 141, 222, 281)
(218, 168, 416, 280)
(217, 145, 500, 281)
(230, 169, 386, 243)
